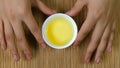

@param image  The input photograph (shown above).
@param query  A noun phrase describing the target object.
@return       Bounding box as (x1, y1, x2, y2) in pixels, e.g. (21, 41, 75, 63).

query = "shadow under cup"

(42, 13, 78, 49)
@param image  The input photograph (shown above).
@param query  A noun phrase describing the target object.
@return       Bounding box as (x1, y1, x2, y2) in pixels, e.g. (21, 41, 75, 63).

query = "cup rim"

(42, 13, 78, 49)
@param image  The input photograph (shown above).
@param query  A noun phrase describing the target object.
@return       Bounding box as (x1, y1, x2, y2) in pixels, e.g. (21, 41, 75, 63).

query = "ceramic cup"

(42, 13, 78, 49)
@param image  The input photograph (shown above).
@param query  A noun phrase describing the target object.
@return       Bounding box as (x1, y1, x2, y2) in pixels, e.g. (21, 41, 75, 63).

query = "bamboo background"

(0, 0, 120, 68)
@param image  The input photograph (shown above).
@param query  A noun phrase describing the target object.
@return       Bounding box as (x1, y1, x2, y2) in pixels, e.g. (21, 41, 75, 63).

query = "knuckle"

(109, 39, 113, 43)
(75, 39, 81, 45)
(87, 49, 94, 54)
(93, 9, 103, 19)
(90, 37, 98, 45)
(6, 9, 16, 21)
(81, 30, 88, 37)
(12, 49, 17, 53)
(76, 40, 80, 44)
(80, 27, 91, 37)
(18, 10, 26, 16)
(31, 26, 39, 35)
(9, 12, 16, 21)
(6, 33, 12, 41)
(111, 29, 115, 34)
(10, 47, 17, 53)
(102, 37, 108, 43)
(39, 38, 44, 44)
(0, 38, 1, 42)
(17, 36, 24, 42)
(17, 8, 28, 16)
(6, 6, 28, 19)
(0, 35, 2, 41)
(0, 20, 2, 24)
(0, 38, 4, 43)
(98, 49, 104, 53)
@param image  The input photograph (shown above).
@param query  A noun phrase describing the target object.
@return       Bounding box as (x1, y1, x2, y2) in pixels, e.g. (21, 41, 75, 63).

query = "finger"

(4, 19, 19, 61)
(107, 21, 116, 52)
(23, 12, 46, 48)
(72, 9, 100, 47)
(66, 0, 87, 16)
(94, 22, 112, 63)
(36, 0, 56, 15)
(84, 18, 107, 63)
(11, 20, 32, 60)
(0, 19, 6, 50)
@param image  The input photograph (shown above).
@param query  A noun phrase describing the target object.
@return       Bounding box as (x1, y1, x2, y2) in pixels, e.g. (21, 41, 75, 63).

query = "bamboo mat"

(0, 0, 120, 68)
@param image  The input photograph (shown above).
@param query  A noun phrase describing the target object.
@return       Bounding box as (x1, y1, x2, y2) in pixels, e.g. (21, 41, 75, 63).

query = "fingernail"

(72, 46, 76, 48)
(1, 42, 6, 50)
(72, 43, 77, 48)
(13, 54, 19, 61)
(66, 11, 70, 15)
(52, 10, 57, 13)
(109, 47, 112, 52)
(86, 58, 90, 63)
(41, 44, 46, 48)
(95, 57, 100, 64)
(109, 46, 112, 52)
(2, 45, 5, 50)
(108, 44, 112, 52)
(85, 58, 90, 63)
(26, 54, 32, 60)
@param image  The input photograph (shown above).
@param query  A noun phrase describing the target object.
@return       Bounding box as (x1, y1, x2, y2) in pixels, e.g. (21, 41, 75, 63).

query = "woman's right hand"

(0, 0, 56, 61)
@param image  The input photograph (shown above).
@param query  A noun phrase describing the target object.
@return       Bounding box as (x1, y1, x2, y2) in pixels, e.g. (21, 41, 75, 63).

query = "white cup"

(42, 13, 78, 49)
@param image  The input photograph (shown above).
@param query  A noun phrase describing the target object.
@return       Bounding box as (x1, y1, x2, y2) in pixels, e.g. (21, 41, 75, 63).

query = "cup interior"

(42, 13, 78, 49)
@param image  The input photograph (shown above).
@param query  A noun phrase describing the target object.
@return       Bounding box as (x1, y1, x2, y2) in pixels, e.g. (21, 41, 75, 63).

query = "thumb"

(66, 0, 87, 17)
(36, 0, 57, 15)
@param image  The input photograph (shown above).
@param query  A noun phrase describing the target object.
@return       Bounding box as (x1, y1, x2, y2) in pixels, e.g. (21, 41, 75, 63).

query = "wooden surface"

(0, 0, 120, 68)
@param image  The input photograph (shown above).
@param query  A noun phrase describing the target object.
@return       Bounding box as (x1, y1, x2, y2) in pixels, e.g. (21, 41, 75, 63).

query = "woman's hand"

(66, 0, 116, 63)
(0, 0, 56, 61)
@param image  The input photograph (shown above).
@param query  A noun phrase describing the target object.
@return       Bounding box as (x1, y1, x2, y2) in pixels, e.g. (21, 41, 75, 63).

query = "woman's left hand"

(66, 0, 116, 63)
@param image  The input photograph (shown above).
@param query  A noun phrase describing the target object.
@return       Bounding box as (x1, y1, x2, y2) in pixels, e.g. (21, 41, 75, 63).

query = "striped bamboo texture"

(0, 0, 120, 68)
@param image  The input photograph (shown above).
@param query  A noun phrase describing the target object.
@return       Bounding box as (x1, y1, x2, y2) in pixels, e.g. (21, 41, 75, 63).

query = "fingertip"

(95, 57, 100, 64)
(23, 48, 32, 60)
(1, 42, 7, 50)
(107, 45, 112, 52)
(66, 11, 76, 17)
(37, 0, 57, 16)
(72, 40, 80, 48)
(84, 57, 90, 63)
(52, 10, 57, 14)
(50, 10, 57, 15)
(72, 43, 77, 48)
(66, 11, 71, 16)
(26, 54, 32, 60)
(84, 51, 92, 63)
(41, 43, 46, 48)
(66, 0, 86, 17)
(1, 45, 6, 50)
(72, 46, 76, 48)
(13, 54, 20, 61)
(45, 9, 57, 16)
(38, 40, 46, 48)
